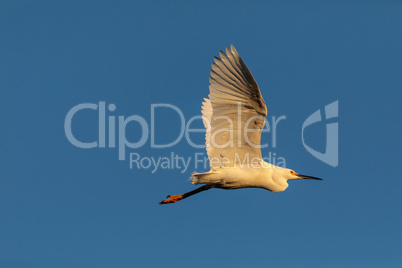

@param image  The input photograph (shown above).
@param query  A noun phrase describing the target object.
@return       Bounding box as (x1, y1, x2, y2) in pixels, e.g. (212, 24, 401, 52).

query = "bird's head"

(267, 168, 323, 192)
(284, 169, 323, 181)
(271, 167, 322, 182)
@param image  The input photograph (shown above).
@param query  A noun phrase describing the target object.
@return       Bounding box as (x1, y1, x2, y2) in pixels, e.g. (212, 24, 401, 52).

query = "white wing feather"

(202, 45, 267, 168)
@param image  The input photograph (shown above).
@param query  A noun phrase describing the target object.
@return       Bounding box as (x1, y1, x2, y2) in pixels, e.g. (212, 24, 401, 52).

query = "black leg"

(182, 185, 212, 199)
(159, 185, 212, 205)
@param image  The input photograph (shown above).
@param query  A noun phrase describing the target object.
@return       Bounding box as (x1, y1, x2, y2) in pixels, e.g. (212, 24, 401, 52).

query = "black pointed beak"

(298, 174, 323, 181)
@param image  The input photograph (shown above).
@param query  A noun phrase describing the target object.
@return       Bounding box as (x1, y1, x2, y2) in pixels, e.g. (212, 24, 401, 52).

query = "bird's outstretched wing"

(202, 45, 267, 168)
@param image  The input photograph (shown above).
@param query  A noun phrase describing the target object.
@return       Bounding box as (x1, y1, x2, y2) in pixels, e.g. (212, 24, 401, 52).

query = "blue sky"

(1, 1, 401, 267)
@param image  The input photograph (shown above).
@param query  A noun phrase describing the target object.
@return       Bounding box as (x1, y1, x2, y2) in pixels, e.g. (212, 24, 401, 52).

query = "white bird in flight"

(160, 45, 322, 205)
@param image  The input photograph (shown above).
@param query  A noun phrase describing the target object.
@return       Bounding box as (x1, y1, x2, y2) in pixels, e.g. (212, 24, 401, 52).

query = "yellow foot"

(159, 195, 183, 205)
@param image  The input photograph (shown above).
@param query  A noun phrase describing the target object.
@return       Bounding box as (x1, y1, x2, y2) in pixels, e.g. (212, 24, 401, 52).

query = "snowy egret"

(160, 45, 322, 205)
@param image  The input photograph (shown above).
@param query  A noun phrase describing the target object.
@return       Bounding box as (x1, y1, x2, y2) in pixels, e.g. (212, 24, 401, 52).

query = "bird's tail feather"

(191, 171, 218, 185)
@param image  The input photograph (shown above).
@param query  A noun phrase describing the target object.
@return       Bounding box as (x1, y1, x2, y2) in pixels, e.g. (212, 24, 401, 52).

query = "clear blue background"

(1, 1, 401, 267)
